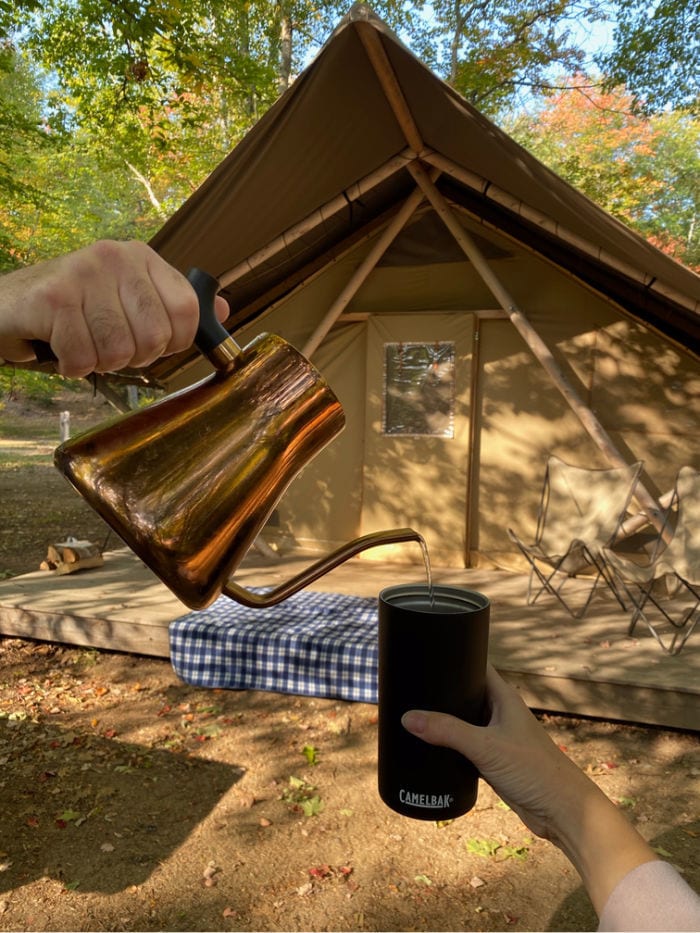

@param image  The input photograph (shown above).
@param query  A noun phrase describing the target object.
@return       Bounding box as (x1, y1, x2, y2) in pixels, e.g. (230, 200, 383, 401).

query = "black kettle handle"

(187, 267, 236, 355)
(30, 265, 234, 367)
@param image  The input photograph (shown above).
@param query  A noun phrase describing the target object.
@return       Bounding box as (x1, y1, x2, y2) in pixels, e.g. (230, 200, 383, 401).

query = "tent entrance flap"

(360, 313, 474, 567)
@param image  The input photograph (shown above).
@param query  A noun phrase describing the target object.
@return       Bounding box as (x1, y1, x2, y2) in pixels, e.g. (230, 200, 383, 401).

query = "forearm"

(547, 771, 658, 915)
(402, 668, 661, 918)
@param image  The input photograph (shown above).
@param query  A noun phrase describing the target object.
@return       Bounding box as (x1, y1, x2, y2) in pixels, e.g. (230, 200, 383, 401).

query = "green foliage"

(466, 836, 532, 860)
(0, 45, 55, 268)
(598, 1, 700, 113)
(281, 775, 324, 817)
(0, 367, 82, 406)
(419, 0, 610, 117)
(506, 77, 700, 269)
(4, 1, 325, 263)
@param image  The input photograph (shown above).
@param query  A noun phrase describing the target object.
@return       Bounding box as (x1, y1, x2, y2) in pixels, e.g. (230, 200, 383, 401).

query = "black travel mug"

(377, 584, 490, 820)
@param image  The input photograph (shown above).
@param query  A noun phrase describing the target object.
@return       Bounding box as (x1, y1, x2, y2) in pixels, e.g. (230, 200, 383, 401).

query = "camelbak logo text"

(399, 789, 454, 809)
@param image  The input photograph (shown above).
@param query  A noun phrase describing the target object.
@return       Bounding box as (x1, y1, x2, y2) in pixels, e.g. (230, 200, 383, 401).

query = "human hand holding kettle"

(0, 239, 229, 376)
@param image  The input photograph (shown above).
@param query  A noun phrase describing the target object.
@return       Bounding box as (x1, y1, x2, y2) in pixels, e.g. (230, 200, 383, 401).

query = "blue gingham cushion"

(169, 590, 379, 703)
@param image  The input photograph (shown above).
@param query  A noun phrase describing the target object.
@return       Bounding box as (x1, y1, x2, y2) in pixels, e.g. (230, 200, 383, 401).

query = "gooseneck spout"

(223, 528, 425, 607)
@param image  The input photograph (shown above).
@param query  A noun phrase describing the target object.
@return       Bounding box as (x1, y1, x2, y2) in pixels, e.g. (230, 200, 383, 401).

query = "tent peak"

(337, 3, 384, 28)
(330, 3, 408, 51)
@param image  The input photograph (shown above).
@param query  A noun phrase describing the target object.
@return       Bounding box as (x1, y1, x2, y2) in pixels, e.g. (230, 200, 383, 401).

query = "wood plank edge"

(0, 607, 171, 658)
(499, 667, 699, 733)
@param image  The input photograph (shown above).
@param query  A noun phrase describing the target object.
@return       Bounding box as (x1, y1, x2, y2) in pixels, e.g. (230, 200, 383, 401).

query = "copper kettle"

(53, 269, 422, 610)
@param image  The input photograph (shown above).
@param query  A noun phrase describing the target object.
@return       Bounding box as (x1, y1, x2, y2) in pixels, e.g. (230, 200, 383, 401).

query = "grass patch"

(0, 437, 57, 469)
(0, 417, 60, 440)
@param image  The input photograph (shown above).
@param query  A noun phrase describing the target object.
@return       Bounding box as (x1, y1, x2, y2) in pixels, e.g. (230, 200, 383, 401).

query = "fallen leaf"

(466, 837, 500, 858)
(300, 796, 324, 817)
(100, 843, 115, 853)
(470, 876, 486, 888)
(259, 817, 272, 827)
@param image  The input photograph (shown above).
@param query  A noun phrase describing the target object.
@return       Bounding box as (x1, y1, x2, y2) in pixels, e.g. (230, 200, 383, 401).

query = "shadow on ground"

(0, 717, 243, 894)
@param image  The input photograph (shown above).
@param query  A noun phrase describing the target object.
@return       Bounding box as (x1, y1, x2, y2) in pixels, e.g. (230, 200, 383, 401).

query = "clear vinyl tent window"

(383, 341, 456, 437)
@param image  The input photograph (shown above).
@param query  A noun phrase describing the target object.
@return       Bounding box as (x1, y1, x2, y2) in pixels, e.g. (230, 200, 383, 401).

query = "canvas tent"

(143, 3, 700, 571)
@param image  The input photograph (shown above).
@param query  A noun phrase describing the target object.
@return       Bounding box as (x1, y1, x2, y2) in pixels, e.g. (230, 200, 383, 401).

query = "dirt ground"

(0, 387, 698, 932)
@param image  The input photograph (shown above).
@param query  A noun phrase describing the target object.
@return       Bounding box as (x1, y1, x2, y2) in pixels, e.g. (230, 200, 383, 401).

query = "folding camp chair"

(508, 455, 644, 619)
(602, 466, 700, 655)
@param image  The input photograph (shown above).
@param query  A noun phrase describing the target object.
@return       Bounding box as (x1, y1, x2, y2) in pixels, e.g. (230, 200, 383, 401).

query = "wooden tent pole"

(617, 489, 674, 539)
(407, 161, 664, 528)
(422, 151, 699, 320)
(355, 22, 424, 154)
(301, 178, 433, 359)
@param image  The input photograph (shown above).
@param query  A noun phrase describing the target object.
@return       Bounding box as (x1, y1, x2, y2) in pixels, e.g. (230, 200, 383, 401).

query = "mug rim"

(379, 582, 489, 614)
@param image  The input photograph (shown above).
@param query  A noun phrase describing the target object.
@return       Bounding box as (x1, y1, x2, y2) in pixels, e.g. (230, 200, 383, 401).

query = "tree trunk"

(277, 12, 293, 95)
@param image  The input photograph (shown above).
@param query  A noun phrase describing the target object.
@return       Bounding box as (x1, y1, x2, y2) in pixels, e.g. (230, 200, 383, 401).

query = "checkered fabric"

(169, 590, 379, 703)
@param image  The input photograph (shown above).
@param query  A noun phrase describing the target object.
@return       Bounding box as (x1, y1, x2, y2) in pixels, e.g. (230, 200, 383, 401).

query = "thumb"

(402, 710, 484, 762)
(215, 295, 230, 322)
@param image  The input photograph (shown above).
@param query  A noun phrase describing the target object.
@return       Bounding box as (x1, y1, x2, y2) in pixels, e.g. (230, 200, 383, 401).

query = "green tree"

(4, 1, 422, 259)
(6, 0, 332, 253)
(0, 43, 54, 269)
(416, 0, 611, 117)
(630, 109, 700, 267)
(600, 0, 700, 113)
(507, 76, 700, 269)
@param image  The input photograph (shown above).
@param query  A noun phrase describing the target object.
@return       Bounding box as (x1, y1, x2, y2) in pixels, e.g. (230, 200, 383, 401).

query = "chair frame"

(508, 456, 644, 619)
(602, 466, 700, 655)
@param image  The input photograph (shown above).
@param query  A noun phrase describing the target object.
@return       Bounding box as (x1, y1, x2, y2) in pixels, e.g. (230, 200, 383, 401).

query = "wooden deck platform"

(0, 548, 697, 732)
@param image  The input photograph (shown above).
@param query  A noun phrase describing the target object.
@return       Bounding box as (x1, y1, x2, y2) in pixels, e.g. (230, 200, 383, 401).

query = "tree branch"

(124, 161, 166, 217)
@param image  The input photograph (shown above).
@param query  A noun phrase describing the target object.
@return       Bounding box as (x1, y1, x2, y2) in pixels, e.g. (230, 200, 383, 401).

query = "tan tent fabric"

(140, 4, 700, 570)
(147, 3, 699, 388)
